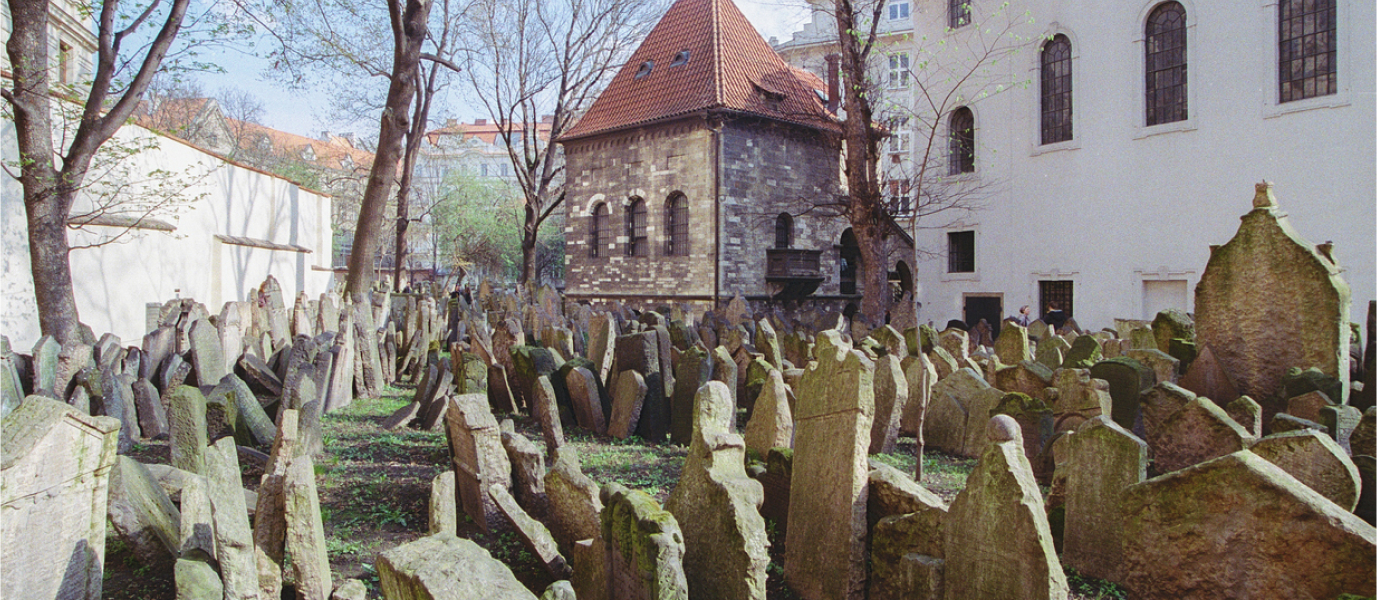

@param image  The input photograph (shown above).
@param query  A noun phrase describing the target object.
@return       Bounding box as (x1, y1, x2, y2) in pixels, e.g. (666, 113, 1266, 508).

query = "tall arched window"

(664, 193, 688, 255)
(774, 213, 793, 249)
(1040, 34, 1072, 144)
(948, 107, 975, 175)
(1279, 0, 1336, 102)
(1145, 2, 1187, 126)
(625, 198, 647, 257)
(589, 202, 609, 258)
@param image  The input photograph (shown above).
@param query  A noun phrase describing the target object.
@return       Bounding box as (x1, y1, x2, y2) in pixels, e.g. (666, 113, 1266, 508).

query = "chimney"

(825, 54, 841, 114)
(475, 118, 487, 126)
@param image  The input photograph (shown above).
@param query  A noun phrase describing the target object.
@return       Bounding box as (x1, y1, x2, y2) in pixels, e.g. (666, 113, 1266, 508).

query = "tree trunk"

(518, 204, 538, 291)
(343, 0, 432, 301)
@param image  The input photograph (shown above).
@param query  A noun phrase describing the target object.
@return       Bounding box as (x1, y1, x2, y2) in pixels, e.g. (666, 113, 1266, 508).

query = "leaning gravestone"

(743, 369, 794, 459)
(1250, 429, 1361, 511)
(784, 331, 873, 600)
(378, 533, 537, 600)
(1194, 183, 1351, 412)
(1153, 396, 1255, 474)
(670, 346, 713, 446)
(204, 438, 258, 600)
(2, 397, 120, 600)
(870, 354, 909, 455)
(1120, 450, 1375, 599)
(167, 385, 209, 474)
(1062, 416, 1147, 584)
(601, 483, 689, 600)
(444, 393, 512, 533)
(944, 415, 1068, 600)
(544, 447, 603, 552)
(107, 456, 180, 567)
(666, 381, 768, 600)
(609, 371, 648, 440)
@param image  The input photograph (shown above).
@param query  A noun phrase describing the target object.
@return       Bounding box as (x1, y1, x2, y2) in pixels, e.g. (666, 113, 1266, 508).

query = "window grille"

(625, 199, 647, 257)
(1145, 2, 1188, 126)
(1040, 35, 1073, 144)
(948, 107, 975, 175)
(1278, 0, 1336, 102)
(947, 231, 975, 273)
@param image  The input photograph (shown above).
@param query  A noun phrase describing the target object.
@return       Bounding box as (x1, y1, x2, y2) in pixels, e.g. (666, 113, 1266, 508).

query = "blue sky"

(196, 0, 813, 140)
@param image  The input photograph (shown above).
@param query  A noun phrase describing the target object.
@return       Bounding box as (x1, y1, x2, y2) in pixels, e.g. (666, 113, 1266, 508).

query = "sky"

(196, 0, 816, 141)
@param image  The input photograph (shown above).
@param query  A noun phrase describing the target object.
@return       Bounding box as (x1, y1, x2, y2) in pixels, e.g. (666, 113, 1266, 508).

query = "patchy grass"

(1067, 567, 1129, 599)
(872, 437, 977, 504)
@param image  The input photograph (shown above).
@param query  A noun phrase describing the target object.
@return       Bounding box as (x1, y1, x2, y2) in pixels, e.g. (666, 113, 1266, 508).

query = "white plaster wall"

(2, 119, 333, 348)
(902, 0, 1375, 331)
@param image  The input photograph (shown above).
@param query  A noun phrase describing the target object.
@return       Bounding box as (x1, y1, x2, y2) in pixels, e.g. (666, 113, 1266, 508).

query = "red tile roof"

(560, 0, 839, 141)
(423, 118, 554, 146)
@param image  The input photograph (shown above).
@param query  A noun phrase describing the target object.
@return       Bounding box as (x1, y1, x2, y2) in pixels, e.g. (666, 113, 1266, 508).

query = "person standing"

(1044, 302, 1068, 331)
(1013, 305, 1033, 327)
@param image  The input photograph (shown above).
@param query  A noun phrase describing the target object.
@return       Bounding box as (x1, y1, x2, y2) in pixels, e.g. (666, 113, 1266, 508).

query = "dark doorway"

(839, 229, 860, 295)
(964, 295, 1002, 339)
(891, 261, 913, 302)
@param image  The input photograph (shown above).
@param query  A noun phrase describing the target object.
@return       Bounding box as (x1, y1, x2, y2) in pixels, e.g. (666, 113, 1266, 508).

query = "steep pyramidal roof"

(561, 0, 839, 141)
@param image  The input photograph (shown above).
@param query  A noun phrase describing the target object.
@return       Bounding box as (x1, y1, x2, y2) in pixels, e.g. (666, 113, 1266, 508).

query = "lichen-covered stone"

(430, 471, 457, 535)
(1062, 335, 1102, 370)
(204, 438, 259, 600)
(444, 393, 511, 533)
(107, 456, 181, 567)
(545, 447, 602, 552)
(995, 323, 1033, 365)
(1251, 429, 1360, 511)
(1153, 396, 1255, 474)
(1062, 416, 1147, 584)
(601, 483, 688, 600)
(167, 385, 208, 474)
(1225, 395, 1264, 438)
(284, 456, 330, 600)
(1120, 450, 1375, 600)
(870, 354, 909, 455)
(377, 533, 538, 600)
(743, 369, 793, 458)
(670, 346, 713, 446)
(1089, 357, 1156, 432)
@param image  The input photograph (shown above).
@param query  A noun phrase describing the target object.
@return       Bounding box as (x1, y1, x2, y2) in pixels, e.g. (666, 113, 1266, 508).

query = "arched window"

(1145, 2, 1187, 126)
(589, 202, 609, 258)
(839, 229, 860, 295)
(948, 107, 975, 175)
(1278, 0, 1336, 102)
(625, 198, 647, 257)
(1040, 34, 1072, 144)
(774, 213, 793, 249)
(665, 193, 688, 256)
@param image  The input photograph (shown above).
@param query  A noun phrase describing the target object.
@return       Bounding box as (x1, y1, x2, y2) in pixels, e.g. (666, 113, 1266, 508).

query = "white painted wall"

(2, 117, 334, 348)
(893, 0, 1375, 330)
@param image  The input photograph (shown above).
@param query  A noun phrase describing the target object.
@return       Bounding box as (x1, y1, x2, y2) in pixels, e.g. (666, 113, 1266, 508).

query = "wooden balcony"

(766, 248, 823, 298)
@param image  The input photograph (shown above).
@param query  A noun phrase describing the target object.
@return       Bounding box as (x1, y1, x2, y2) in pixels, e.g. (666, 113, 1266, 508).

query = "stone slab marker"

(1062, 416, 1147, 584)
(1120, 450, 1375, 599)
(743, 369, 794, 458)
(2, 397, 119, 600)
(667, 381, 769, 600)
(533, 375, 566, 454)
(601, 483, 689, 600)
(609, 370, 648, 440)
(1154, 396, 1255, 474)
(254, 410, 300, 600)
(444, 393, 512, 533)
(567, 366, 607, 435)
(205, 437, 260, 600)
(167, 385, 209, 474)
(1251, 429, 1361, 511)
(994, 323, 1032, 365)
(944, 415, 1068, 600)
(378, 533, 538, 600)
(870, 354, 909, 455)
(491, 485, 572, 578)
(107, 456, 181, 566)
(670, 345, 713, 446)
(189, 319, 228, 390)
(431, 470, 457, 534)
(284, 456, 330, 600)
(900, 352, 936, 436)
(784, 330, 874, 600)
(544, 447, 603, 554)
(1194, 184, 1352, 412)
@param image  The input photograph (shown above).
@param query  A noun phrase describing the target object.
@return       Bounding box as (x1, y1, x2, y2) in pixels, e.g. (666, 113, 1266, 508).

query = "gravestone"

(609, 370, 648, 440)
(1120, 450, 1375, 600)
(866, 462, 946, 600)
(1250, 429, 1361, 511)
(670, 346, 713, 446)
(993, 360, 1054, 404)
(204, 438, 258, 600)
(1049, 369, 1112, 434)
(1153, 395, 1255, 474)
(1062, 335, 1102, 369)
(1035, 335, 1069, 370)
(167, 385, 209, 474)
(566, 367, 607, 435)
(870, 354, 909, 455)
(991, 392, 1054, 464)
(743, 369, 794, 459)
(944, 415, 1068, 600)
(501, 429, 547, 517)
(430, 471, 457, 535)
(784, 330, 873, 600)
(188, 319, 228, 390)
(107, 456, 180, 567)
(900, 352, 936, 437)
(601, 483, 689, 600)
(1089, 357, 1156, 432)
(544, 447, 603, 553)
(1062, 417, 1147, 584)
(1225, 395, 1264, 438)
(532, 376, 565, 455)
(1194, 184, 1351, 410)
(2, 398, 118, 600)
(1151, 309, 1194, 355)
(377, 534, 537, 600)
(444, 394, 512, 533)
(994, 323, 1032, 365)
(490, 485, 571, 578)
(666, 382, 768, 600)
(1178, 344, 1240, 408)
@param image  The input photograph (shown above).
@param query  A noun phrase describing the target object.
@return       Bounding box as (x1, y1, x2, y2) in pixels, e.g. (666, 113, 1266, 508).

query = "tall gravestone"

(1062, 416, 1148, 584)
(444, 393, 512, 532)
(784, 331, 873, 600)
(1195, 183, 1351, 419)
(600, 483, 689, 600)
(2, 397, 120, 600)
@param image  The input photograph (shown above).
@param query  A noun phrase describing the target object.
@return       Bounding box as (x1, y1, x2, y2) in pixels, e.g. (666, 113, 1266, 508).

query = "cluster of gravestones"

(0, 274, 399, 600)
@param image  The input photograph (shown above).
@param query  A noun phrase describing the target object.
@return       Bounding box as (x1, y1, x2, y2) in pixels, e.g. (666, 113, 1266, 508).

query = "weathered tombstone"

(1194, 184, 1351, 410)
(532, 376, 566, 455)
(1062, 416, 1147, 584)
(743, 369, 793, 459)
(994, 323, 1032, 365)
(511, 346, 558, 414)
(944, 415, 1069, 600)
(993, 360, 1055, 403)
(566, 366, 607, 435)
(1062, 335, 1102, 370)
(430, 471, 457, 535)
(1, 397, 120, 600)
(587, 313, 617, 386)
(377, 533, 538, 600)
(444, 393, 512, 532)
(203, 437, 259, 600)
(866, 462, 946, 600)
(1251, 429, 1361, 511)
(991, 392, 1054, 463)
(666, 381, 768, 600)
(253, 410, 299, 600)
(176, 557, 224, 600)
(670, 346, 713, 446)
(284, 455, 331, 600)
(710, 346, 738, 404)
(1120, 450, 1375, 599)
(1225, 395, 1264, 438)
(601, 483, 689, 600)
(107, 456, 181, 567)
(1151, 309, 1195, 355)
(1049, 368, 1112, 434)
(101, 369, 140, 452)
(1089, 357, 1156, 432)
(1177, 344, 1241, 411)
(609, 370, 648, 440)
(1154, 395, 1256, 474)
(501, 428, 547, 517)
(188, 319, 228, 390)
(784, 331, 873, 600)
(1123, 348, 1179, 386)
(131, 377, 168, 439)
(167, 385, 208, 474)
(1286, 389, 1334, 424)
(491, 485, 572, 578)
(544, 447, 603, 553)
(1035, 335, 1069, 371)
(870, 354, 909, 455)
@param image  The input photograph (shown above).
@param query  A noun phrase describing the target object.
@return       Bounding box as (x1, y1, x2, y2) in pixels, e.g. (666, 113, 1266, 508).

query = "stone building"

(561, 0, 915, 313)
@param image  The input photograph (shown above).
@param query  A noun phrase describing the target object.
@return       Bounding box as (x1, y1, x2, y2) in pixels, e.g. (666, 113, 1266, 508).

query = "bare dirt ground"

(102, 387, 1126, 599)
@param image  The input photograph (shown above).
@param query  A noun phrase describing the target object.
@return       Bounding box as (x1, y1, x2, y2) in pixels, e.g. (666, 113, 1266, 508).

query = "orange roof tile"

(560, 0, 839, 141)
(423, 119, 554, 146)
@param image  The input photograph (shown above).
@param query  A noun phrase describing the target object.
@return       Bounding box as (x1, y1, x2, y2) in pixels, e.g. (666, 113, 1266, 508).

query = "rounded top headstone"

(988, 414, 1022, 443)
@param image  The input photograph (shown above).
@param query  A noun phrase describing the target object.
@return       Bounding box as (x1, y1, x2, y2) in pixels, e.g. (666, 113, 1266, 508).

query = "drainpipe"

(712, 118, 722, 310)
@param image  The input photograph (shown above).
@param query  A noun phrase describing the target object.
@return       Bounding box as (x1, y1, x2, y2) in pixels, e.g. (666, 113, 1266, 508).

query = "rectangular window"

(1039, 280, 1074, 320)
(888, 53, 910, 88)
(947, 231, 975, 273)
(1278, 0, 1337, 102)
(887, 179, 911, 216)
(889, 1, 910, 21)
(949, 0, 971, 28)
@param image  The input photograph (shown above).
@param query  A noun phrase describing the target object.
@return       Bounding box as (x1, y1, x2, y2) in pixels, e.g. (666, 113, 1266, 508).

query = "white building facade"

(780, 0, 1375, 330)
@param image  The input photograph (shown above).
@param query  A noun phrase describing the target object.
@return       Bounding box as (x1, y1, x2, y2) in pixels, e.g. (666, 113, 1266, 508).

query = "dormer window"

(670, 50, 691, 67)
(635, 61, 654, 79)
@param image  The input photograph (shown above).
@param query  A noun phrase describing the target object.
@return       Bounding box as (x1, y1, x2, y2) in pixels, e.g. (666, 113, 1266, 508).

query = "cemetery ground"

(100, 383, 1130, 600)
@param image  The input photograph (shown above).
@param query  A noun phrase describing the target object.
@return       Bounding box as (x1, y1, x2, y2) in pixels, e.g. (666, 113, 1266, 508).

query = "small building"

(561, 0, 914, 313)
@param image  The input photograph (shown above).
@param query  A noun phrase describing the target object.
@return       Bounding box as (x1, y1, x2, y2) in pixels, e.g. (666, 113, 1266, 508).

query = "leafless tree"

(451, 0, 665, 293)
(4, 0, 195, 344)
